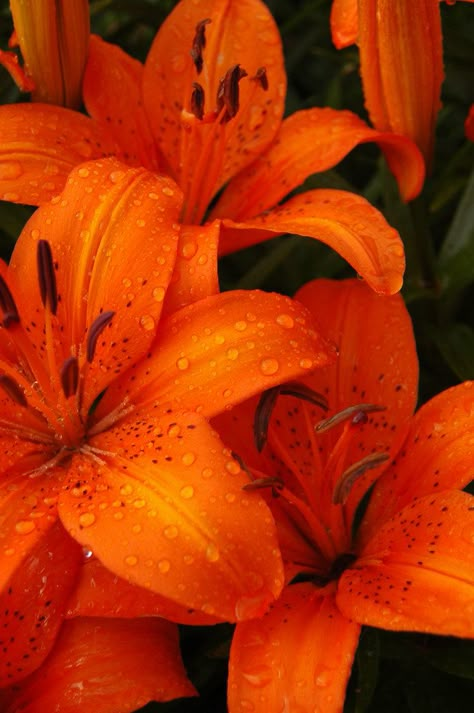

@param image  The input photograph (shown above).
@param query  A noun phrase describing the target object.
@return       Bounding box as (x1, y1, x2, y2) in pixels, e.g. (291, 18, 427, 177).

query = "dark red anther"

(60, 356, 79, 398)
(0, 274, 20, 327)
(190, 18, 211, 74)
(191, 82, 205, 120)
(352, 410, 369, 426)
(216, 64, 248, 122)
(37, 240, 58, 315)
(0, 374, 27, 407)
(252, 67, 268, 90)
(86, 311, 115, 363)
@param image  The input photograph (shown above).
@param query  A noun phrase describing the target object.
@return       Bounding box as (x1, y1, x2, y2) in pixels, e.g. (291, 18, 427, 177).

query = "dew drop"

(158, 558, 171, 573)
(82, 546, 94, 560)
(276, 313, 294, 329)
(132, 523, 142, 534)
(226, 460, 241, 475)
(167, 423, 181, 437)
(182, 452, 196, 466)
(78, 512, 96, 528)
(120, 484, 133, 496)
(124, 554, 138, 566)
(202, 467, 213, 479)
(164, 524, 179, 539)
(181, 241, 198, 259)
(176, 357, 189, 370)
(109, 170, 126, 183)
(225, 492, 236, 503)
(152, 286, 165, 302)
(113, 511, 124, 520)
(15, 519, 36, 535)
(315, 669, 332, 688)
(205, 542, 220, 562)
(241, 664, 273, 688)
(180, 485, 195, 499)
(259, 358, 279, 375)
(0, 161, 23, 180)
(133, 499, 146, 509)
(226, 347, 239, 360)
(162, 186, 174, 197)
(299, 358, 314, 370)
(77, 167, 90, 178)
(234, 320, 247, 332)
(140, 314, 155, 331)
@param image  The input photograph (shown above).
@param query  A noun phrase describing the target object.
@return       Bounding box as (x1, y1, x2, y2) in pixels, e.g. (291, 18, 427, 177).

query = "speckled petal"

(0, 103, 117, 206)
(143, 0, 285, 197)
(0, 617, 196, 712)
(220, 190, 406, 295)
(98, 289, 335, 420)
(8, 158, 182, 416)
(212, 108, 424, 220)
(162, 220, 220, 316)
(66, 558, 221, 625)
(293, 278, 418, 526)
(83, 35, 163, 171)
(360, 381, 474, 544)
(229, 583, 360, 713)
(339, 490, 474, 637)
(58, 411, 284, 622)
(0, 520, 82, 686)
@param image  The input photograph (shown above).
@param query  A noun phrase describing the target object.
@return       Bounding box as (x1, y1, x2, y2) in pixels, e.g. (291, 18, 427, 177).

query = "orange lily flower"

(215, 279, 474, 713)
(0, 0, 90, 108)
(0, 617, 196, 712)
(0, 157, 336, 687)
(331, 0, 474, 166)
(0, 0, 426, 295)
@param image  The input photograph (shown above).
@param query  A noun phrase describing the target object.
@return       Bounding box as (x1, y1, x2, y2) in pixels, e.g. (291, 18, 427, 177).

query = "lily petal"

(360, 381, 474, 543)
(330, 0, 358, 49)
(264, 279, 418, 528)
(143, 0, 285, 197)
(0, 617, 196, 712)
(212, 108, 425, 219)
(83, 35, 163, 171)
(65, 558, 222, 625)
(0, 104, 117, 205)
(221, 190, 406, 295)
(9, 158, 182, 415)
(162, 220, 220, 317)
(99, 289, 335, 420)
(0, 520, 82, 686)
(358, 0, 443, 165)
(339, 491, 474, 637)
(58, 411, 284, 622)
(229, 583, 360, 713)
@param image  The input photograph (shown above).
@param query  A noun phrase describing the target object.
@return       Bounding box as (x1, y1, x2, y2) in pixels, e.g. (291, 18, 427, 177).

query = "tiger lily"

(0, 617, 196, 712)
(0, 0, 89, 107)
(215, 278, 474, 713)
(0, 0, 426, 295)
(330, 0, 474, 166)
(0, 157, 335, 687)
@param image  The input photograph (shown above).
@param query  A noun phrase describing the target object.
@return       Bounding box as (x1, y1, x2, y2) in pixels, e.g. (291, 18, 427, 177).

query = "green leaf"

(438, 168, 474, 292)
(433, 322, 474, 381)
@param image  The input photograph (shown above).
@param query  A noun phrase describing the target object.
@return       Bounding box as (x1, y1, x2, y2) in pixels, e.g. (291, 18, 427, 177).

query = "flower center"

(0, 240, 127, 471)
(178, 18, 269, 224)
(242, 386, 390, 579)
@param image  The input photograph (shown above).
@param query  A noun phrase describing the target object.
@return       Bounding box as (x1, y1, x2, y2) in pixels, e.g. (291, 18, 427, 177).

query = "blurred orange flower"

(0, 0, 89, 107)
(216, 279, 474, 713)
(0, 0, 426, 294)
(331, 0, 474, 167)
(0, 157, 335, 687)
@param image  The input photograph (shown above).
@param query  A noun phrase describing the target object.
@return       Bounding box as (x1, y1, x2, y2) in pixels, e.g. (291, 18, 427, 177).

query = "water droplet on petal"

(78, 512, 96, 528)
(133, 499, 146, 509)
(205, 542, 220, 562)
(162, 186, 174, 197)
(152, 286, 165, 302)
(167, 423, 181, 437)
(181, 241, 198, 259)
(225, 492, 236, 503)
(109, 170, 126, 183)
(82, 546, 94, 560)
(276, 313, 294, 329)
(0, 161, 23, 180)
(182, 452, 196, 466)
(120, 484, 133, 496)
(180, 485, 195, 499)
(226, 460, 241, 475)
(259, 358, 279, 375)
(139, 314, 155, 331)
(241, 664, 273, 688)
(125, 554, 138, 566)
(158, 558, 171, 573)
(15, 519, 36, 535)
(164, 524, 179, 539)
(226, 347, 239, 361)
(176, 357, 189, 370)
(234, 320, 247, 331)
(77, 167, 90, 178)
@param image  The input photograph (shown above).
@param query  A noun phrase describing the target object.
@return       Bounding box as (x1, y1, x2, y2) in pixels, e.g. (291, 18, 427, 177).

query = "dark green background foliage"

(0, 0, 473, 711)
